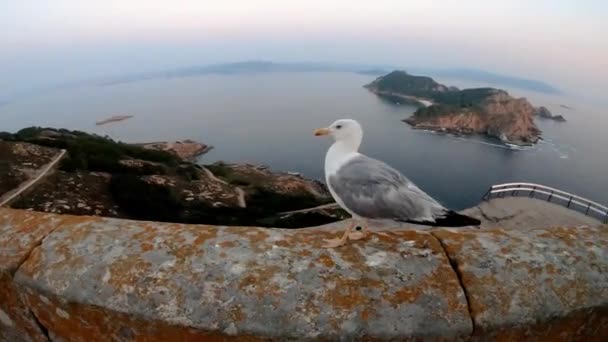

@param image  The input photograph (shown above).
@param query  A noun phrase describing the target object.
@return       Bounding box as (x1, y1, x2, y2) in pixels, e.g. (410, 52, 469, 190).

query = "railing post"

(529, 186, 536, 198)
(567, 196, 573, 208)
(548, 190, 554, 202)
(482, 188, 491, 201)
(585, 203, 591, 215)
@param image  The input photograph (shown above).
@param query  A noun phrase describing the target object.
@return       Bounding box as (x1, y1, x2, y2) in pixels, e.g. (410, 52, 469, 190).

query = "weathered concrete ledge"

(0, 208, 607, 341)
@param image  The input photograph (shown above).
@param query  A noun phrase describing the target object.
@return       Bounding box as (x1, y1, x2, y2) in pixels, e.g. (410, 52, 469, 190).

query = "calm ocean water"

(2, 72, 607, 210)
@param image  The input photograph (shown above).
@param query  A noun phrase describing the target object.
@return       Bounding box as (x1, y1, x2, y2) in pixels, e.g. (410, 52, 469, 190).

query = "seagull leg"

(348, 219, 370, 241)
(323, 220, 356, 248)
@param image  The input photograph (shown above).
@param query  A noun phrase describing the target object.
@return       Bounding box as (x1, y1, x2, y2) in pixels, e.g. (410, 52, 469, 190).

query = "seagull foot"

(322, 238, 347, 248)
(347, 231, 369, 241)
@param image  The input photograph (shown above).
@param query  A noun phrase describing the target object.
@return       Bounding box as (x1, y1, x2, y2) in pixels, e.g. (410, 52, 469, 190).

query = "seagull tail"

(404, 211, 481, 227)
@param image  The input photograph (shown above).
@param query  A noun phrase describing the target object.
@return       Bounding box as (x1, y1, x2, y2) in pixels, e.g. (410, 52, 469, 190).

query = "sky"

(1, 0, 607, 100)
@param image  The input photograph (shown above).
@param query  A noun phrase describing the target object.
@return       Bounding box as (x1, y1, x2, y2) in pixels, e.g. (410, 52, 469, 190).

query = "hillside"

(0, 128, 345, 227)
(365, 71, 554, 145)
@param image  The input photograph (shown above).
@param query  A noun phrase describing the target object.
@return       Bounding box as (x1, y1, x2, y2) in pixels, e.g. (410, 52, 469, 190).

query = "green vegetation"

(372, 71, 500, 105)
(370, 71, 444, 97)
(110, 174, 333, 226)
(13, 127, 180, 174)
(204, 162, 259, 187)
(204, 162, 231, 177)
(0, 132, 14, 141)
(431, 88, 503, 107)
(368, 71, 507, 118)
(110, 174, 183, 222)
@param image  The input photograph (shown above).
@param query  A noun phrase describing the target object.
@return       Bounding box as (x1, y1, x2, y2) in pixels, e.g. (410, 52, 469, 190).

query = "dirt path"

(201, 167, 247, 208)
(0, 149, 67, 207)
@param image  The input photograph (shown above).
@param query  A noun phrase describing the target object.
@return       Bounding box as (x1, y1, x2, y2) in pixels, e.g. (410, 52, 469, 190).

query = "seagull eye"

(336, 125, 342, 129)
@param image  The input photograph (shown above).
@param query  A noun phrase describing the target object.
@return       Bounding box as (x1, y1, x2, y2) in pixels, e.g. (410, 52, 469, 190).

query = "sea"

(2, 72, 606, 210)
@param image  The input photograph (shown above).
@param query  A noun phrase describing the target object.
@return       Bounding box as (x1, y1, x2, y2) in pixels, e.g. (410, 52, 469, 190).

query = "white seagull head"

(314, 119, 363, 147)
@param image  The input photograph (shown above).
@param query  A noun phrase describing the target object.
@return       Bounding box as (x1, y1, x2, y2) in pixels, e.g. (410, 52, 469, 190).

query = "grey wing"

(329, 155, 447, 222)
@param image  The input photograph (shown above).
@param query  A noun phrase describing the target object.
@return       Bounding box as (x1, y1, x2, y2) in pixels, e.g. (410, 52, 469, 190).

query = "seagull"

(314, 119, 481, 248)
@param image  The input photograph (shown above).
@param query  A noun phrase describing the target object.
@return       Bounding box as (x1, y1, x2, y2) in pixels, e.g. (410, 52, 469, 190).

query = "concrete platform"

(315, 197, 602, 231)
(463, 197, 602, 229)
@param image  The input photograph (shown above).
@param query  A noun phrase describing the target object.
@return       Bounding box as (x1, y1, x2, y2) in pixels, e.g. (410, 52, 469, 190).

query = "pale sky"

(1, 0, 607, 99)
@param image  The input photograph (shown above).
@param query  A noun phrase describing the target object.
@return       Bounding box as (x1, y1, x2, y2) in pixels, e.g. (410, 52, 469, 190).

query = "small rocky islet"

(0, 127, 347, 228)
(365, 70, 565, 145)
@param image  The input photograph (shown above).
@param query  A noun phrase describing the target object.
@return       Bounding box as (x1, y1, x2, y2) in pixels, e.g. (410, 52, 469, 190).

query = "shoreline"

(403, 121, 537, 147)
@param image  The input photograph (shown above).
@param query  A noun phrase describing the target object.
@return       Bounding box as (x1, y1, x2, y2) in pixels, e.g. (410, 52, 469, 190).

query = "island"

(535, 106, 566, 122)
(365, 71, 558, 145)
(0, 127, 346, 228)
(95, 115, 133, 126)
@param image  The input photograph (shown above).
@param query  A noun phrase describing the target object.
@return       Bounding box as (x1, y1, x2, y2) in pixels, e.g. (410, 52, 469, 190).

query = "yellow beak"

(314, 127, 330, 136)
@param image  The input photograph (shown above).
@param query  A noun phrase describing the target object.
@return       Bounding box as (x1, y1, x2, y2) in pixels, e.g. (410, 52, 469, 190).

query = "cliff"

(366, 71, 544, 145)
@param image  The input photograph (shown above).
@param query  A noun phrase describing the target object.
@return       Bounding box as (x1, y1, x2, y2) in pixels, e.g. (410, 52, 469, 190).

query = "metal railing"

(483, 182, 608, 223)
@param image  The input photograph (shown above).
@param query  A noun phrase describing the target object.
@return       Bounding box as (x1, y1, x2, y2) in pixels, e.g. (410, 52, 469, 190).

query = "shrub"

(109, 175, 183, 222)
(13, 127, 180, 174)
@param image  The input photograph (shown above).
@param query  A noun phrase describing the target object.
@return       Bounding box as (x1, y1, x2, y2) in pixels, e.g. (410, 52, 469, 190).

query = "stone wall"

(0, 208, 607, 341)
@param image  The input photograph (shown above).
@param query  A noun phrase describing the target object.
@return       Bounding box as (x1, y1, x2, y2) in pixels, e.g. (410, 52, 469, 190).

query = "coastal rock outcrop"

(535, 106, 566, 122)
(366, 71, 545, 145)
(138, 140, 212, 161)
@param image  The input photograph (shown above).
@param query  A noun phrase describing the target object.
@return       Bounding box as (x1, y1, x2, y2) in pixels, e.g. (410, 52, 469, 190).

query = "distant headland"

(365, 71, 565, 145)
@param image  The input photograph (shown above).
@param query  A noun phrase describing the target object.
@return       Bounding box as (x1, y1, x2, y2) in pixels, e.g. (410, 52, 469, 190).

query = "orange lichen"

(273, 240, 290, 248)
(360, 309, 373, 321)
(386, 287, 424, 306)
(107, 258, 153, 289)
(237, 265, 282, 299)
(1, 209, 98, 273)
(316, 254, 335, 268)
(299, 250, 312, 257)
(0, 276, 48, 342)
(192, 229, 219, 246)
(23, 290, 267, 342)
(141, 243, 153, 252)
(325, 278, 369, 311)
(219, 241, 238, 248)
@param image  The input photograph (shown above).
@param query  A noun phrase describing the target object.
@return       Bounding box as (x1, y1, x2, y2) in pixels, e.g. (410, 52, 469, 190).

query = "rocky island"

(366, 71, 558, 145)
(0, 128, 346, 227)
(535, 106, 566, 122)
(95, 115, 133, 126)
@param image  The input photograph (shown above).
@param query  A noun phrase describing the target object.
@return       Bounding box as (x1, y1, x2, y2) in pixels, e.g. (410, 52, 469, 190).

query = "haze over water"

(2, 71, 606, 210)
